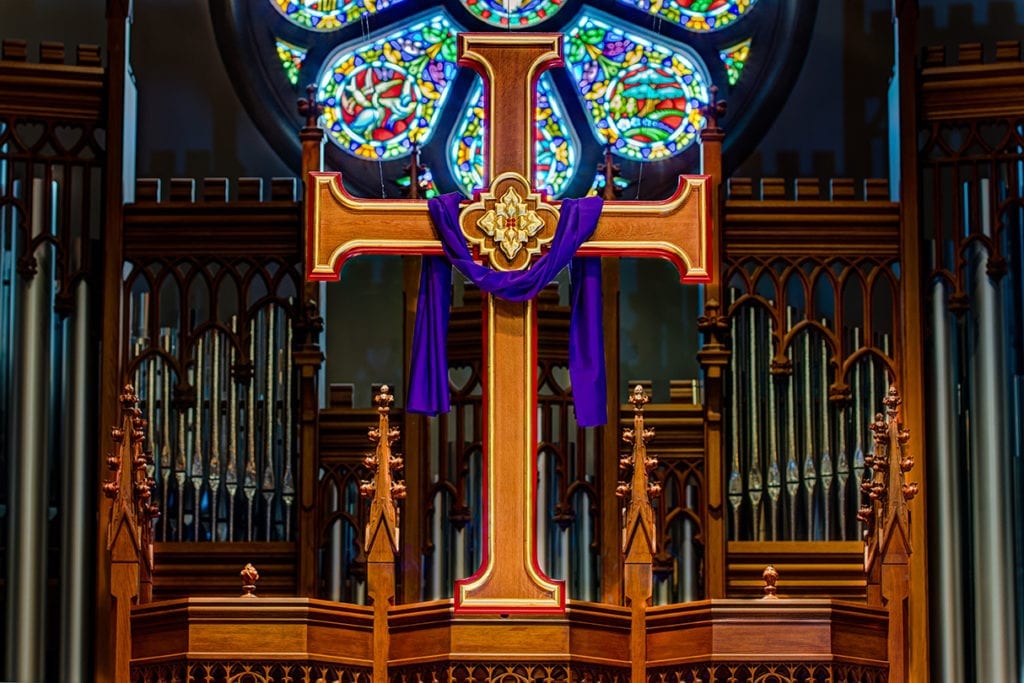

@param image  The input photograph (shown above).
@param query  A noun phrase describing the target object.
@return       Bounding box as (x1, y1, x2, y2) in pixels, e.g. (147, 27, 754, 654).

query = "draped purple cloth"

(408, 192, 607, 426)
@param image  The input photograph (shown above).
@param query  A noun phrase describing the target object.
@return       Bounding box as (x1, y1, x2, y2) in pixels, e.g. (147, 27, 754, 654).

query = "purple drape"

(408, 192, 607, 426)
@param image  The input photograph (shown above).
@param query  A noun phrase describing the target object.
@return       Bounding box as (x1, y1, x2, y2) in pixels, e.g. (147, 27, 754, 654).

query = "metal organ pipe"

(60, 275, 93, 683)
(969, 178, 1018, 682)
(930, 276, 965, 683)
(6, 178, 51, 682)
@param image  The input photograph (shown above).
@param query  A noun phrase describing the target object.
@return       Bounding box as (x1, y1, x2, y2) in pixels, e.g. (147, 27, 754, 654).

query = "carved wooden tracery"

(722, 179, 900, 549)
(121, 179, 305, 578)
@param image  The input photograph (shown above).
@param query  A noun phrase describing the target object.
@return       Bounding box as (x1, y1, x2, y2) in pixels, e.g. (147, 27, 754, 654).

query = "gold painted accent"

(459, 172, 560, 272)
(476, 186, 545, 261)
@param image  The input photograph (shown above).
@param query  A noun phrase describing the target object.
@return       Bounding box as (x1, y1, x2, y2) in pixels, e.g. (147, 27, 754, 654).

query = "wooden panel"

(131, 597, 884, 682)
(151, 542, 297, 600)
(919, 43, 1024, 121)
(124, 177, 301, 259)
(0, 39, 104, 120)
(726, 540, 867, 600)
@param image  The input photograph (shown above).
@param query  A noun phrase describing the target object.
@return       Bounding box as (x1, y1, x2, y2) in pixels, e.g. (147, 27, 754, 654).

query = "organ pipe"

(6, 178, 51, 682)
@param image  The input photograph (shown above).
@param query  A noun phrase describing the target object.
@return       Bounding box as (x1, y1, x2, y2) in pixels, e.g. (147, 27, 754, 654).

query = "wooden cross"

(308, 33, 712, 614)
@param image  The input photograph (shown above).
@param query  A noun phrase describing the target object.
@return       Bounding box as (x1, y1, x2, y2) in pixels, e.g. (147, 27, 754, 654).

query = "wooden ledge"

(131, 597, 373, 666)
(132, 597, 885, 673)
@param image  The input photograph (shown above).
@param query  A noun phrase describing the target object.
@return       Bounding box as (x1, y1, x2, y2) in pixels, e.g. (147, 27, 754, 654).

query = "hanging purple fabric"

(408, 192, 607, 426)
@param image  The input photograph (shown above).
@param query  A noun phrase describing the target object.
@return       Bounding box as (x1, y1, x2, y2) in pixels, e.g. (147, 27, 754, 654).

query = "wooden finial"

(297, 83, 323, 130)
(597, 146, 623, 200)
(762, 564, 779, 599)
(700, 85, 728, 132)
(240, 563, 259, 598)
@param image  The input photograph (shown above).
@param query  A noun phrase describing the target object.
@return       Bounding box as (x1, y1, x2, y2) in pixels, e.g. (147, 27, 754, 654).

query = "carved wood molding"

(724, 195, 900, 259)
(0, 39, 104, 121)
(124, 178, 301, 259)
(920, 42, 1024, 121)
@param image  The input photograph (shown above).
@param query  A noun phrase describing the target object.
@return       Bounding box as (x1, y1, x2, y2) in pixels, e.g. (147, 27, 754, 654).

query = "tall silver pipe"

(929, 276, 964, 683)
(6, 178, 51, 682)
(969, 179, 1017, 682)
(60, 277, 94, 683)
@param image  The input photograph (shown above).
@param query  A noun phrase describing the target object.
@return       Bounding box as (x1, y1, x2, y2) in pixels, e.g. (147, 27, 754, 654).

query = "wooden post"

(102, 386, 158, 683)
(95, 2, 134, 680)
(891, 2, 930, 679)
(296, 86, 326, 597)
(619, 386, 658, 683)
(697, 88, 728, 598)
(858, 387, 918, 683)
(360, 386, 406, 683)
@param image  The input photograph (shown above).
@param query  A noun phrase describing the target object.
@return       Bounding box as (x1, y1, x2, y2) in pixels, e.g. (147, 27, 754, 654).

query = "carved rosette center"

(459, 172, 559, 271)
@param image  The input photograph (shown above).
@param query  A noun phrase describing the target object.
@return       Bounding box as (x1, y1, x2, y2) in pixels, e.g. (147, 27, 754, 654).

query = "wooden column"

(891, 2, 930, 679)
(619, 386, 657, 683)
(599, 259, 623, 604)
(297, 88, 325, 596)
(361, 386, 405, 682)
(401, 257, 427, 604)
(696, 89, 728, 598)
(95, 2, 133, 680)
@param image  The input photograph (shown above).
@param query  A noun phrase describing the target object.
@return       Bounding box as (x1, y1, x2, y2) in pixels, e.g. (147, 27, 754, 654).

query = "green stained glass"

(272, 0, 403, 32)
(275, 39, 307, 86)
(317, 13, 459, 160)
(618, 0, 758, 32)
(719, 38, 751, 86)
(396, 163, 439, 198)
(587, 171, 629, 197)
(449, 75, 578, 198)
(565, 12, 711, 161)
(459, 0, 566, 28)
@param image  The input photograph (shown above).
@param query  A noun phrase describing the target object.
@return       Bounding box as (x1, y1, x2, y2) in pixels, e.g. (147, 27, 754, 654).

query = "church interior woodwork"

(2, 3, 1024, 682)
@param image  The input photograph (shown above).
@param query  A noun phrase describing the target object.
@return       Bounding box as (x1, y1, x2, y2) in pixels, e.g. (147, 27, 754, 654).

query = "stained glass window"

(565, 12, 711, 161)
(272, 0, 403, 32)
(534, 75, 578, 197)
(316, 13, 459, 160)
(450, 80, 486, 194)
(719, 39, 751, 86)
(619, 0, 758, 32)
(449, 75, 578, 197)
(459, 0, 566, 28)
(275, 39, 307, 86)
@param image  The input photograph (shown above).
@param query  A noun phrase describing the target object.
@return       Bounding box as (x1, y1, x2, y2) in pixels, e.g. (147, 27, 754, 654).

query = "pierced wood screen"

(123, 178, 303, 546)
(722, 179, 900, 544)
(0, 38, 106, 670)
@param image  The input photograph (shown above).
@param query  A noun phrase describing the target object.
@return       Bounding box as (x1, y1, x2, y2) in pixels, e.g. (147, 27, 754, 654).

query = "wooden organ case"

(22, 5, 1024, 683)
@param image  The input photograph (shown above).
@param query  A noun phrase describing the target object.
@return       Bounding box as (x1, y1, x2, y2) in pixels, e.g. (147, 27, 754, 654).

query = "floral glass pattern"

(565, 13, 711, 161)
(719, 38, 751, 86)
(275, 39, 307, 86)
(316, 13, 459, 160)
(459, 0, 566, 28)
(449, 75, 578, 198)
(619, 0, 758, 32)
(272, 0, 404, 32)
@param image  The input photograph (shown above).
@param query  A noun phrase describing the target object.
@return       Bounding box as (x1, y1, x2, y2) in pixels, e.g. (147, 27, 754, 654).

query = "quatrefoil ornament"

(459, 172, 560, 271)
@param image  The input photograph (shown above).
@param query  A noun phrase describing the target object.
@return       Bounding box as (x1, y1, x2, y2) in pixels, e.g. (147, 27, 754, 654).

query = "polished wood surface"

(131, 597, 886, 681)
